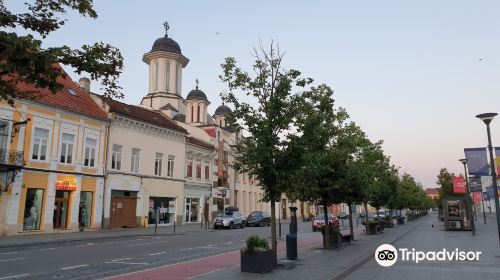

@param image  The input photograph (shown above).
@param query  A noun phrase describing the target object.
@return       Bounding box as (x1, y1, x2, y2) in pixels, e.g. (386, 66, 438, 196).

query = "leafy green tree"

(0, 0, 123, 105)
(220, 44, 311, 266)
(436, 168, 460, 209)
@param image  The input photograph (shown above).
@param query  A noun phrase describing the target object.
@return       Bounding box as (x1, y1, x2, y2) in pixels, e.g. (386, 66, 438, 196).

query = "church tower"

(185, 79, 210, 125)
(141, 22, 189, 113)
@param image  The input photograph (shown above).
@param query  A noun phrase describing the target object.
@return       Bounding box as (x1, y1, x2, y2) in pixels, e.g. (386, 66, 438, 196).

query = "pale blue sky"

(6, 0, 500, 187)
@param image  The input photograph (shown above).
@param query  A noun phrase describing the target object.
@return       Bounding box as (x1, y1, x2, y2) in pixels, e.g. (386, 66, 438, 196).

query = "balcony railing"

(0, 148, 25, 170)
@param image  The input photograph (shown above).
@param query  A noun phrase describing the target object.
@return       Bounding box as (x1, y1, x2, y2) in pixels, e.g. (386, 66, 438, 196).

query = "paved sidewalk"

(188, 213, 500, 280)
(0, 223, 209, 248)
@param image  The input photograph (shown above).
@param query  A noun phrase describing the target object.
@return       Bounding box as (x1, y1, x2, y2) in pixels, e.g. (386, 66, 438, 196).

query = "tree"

(220, 43, 311, 266)
(291, 83, 356, 248)
(436, 168, 459, 209)
(0, 0, 123, 105)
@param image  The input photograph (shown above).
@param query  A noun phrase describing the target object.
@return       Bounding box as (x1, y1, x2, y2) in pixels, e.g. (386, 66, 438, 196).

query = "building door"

(53, 191, 69, 229)
(110, 197, 137, 228)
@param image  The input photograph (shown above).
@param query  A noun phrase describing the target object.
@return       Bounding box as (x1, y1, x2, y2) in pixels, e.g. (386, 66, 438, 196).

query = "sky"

(6, 0, 500, 188)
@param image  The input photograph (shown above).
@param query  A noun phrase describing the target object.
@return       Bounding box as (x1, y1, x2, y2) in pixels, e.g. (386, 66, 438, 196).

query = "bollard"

(173, 220, 176, 235)
(287, 207, 298, 260)
(154, 208, 159, 236)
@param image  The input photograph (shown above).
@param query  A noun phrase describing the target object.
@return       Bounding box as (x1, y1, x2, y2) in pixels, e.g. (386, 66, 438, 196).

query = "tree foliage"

(220, 43, 311, 265)
(0, 0, 123, 105)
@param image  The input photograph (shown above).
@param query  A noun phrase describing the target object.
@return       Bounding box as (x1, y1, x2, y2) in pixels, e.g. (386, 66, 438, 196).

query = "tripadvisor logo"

(375, 244, 482, 267)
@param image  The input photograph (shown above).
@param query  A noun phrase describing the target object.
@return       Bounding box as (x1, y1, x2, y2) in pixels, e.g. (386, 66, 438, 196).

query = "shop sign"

(168, 200, 176, 213)
(56, 180, 77, 191)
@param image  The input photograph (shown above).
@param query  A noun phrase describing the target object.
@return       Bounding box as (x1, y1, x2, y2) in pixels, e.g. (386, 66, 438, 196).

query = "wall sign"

(56, 181, 77, 191)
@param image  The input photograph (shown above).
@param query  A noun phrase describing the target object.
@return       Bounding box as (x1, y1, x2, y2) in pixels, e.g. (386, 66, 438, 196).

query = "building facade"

(0, 74, 108, 236)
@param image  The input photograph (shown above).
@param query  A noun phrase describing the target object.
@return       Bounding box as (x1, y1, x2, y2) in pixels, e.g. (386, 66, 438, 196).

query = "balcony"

(0, 148, 25, 170)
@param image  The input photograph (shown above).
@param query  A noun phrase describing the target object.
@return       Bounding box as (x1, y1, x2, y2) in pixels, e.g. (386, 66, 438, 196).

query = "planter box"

(382, 221, 394, 228)
(241, 250, 274, 273)
(367, 223, 379, 235)
(322, 231, 342, 248)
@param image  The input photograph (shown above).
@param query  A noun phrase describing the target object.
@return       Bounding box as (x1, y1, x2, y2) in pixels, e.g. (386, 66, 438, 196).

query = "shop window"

(131, 148, 140, 173)
(167, 155, 174, 177)
(196, 160, 202, 179)
(79, 191, 93, 228)
(84, 138, 97, 167)
(148, 197, 175, 224)
(60, 133, 74, 164)
(32, 127, 49, 161)
(111, 144, 122, 170)
(155, 152, 163, 176)
(23, 189, 43, 230)
(185, 197, 199, 223)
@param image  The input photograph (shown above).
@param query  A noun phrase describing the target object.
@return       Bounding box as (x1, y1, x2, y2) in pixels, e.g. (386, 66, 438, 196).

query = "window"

(131, 148, 140, 172)
(79, 191, 93, 228)
(165, 62, 170, 91)
(0, 120, 9, 150)
(197, 106, 200, 123)
(205, 162, 210, 180)
(60, 133, 74, 164)
(191, 105, 194, 123)
(196, 160, 202, 179)
(176, 63, 181, 93)
(23, 189, 43, 230)
(32, 127, 49, 161)
(84, 138, 97, 167)
(111, 144, 122, 170)
(155, 152, 163, 176)
(154, 62, 159, 91)
(186, 159, 193, 178)
(167, 155, 174, 177)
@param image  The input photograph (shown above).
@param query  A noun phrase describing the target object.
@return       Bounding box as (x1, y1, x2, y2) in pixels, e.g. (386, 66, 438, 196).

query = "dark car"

(245, 211, 271, 227)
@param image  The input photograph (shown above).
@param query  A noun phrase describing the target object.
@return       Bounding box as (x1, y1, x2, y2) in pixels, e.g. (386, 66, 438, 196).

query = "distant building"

(425, 188, 440, 200)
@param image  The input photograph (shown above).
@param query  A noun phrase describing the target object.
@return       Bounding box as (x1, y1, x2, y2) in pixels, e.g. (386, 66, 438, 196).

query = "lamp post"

(476, 112, 500, 245)
(459, 159, 475, 235)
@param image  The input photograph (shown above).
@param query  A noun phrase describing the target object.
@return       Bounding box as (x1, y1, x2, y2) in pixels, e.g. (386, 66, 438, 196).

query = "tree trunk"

(348, 203, 354, 241)
(364, 202, 369, 234)
(323, 201, 330, 248)
(270, 199, 277, 267)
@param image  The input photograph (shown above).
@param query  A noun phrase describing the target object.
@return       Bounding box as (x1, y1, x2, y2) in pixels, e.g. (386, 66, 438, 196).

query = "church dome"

(186, 89, 208, 101)
(150, 22, 182, 55)
(214, 104, 232, 116)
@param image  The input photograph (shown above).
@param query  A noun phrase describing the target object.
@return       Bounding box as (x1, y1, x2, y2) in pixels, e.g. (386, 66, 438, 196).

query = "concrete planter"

(322, 231, 342, 248)
(241, 250, 274, 273)
(397, 217, 405, 225)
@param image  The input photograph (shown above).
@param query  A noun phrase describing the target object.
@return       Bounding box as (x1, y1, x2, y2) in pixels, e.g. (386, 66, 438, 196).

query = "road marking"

(61, 264, 88, 270)
(225, 242, 233, 244)
(108, 258, 131, 262)
(0, 252, 18, 255)
(128, 240, 168, 247)
(0, 274, 31, 279)
(106, 261, 148, 265)
(148, 252, 166, 256)
(39, 247, 56, 251)
(180, 248, 186, 251)
(106, 241, 120, 244)
(0, 257, 26, 262)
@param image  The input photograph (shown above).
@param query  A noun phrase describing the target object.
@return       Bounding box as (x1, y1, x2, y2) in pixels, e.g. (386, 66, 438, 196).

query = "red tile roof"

(105, 99, 187, 134)
(203, 127, 216, 138)
(12, 70, 108, 120)
(425, 188, 439, 195)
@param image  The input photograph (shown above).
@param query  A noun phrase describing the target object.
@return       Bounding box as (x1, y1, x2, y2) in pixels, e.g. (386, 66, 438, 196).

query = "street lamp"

(476, 112, 500, 245)
(459, 158, 475, 235)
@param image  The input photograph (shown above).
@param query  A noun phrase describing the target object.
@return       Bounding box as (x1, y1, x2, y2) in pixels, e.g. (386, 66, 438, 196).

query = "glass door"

(53, 191, 69, 229)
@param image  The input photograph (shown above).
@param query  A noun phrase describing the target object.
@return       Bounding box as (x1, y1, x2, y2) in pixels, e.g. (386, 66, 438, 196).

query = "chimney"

(78, 77, 91, 92)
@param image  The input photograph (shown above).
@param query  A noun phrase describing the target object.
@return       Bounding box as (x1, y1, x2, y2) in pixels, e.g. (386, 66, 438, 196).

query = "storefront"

(185, 197, 200, 223)
(53, 180, 77, 229)
(148, 197, 176, 225)
(23, 188, 44, 230)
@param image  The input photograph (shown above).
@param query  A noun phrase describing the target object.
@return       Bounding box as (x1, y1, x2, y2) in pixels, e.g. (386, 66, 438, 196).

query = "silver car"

(213, 211, 246, 229)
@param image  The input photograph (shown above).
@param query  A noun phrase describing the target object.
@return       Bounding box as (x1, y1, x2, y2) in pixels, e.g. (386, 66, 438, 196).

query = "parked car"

(213, 211, 246, 229)
(338, 212, 349, 220)
(312, 214, 338, 232)
(374, 210, 386, 220)
(246, 211, 271, 227)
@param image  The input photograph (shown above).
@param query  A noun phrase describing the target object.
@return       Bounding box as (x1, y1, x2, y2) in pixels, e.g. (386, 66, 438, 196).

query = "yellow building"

(0, 75, 108, 236)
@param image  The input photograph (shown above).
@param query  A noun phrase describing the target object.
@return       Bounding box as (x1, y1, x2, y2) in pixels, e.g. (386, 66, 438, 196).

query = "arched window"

(197, 105, 200, 123)
(190, 104, 194, 123)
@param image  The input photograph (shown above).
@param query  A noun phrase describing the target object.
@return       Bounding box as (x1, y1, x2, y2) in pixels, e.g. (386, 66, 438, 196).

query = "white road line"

(105, 241, 120, 244)
(180, 248, 186, 251)
(225, 242, 233, 244)
(38, 247, 56, 251)
(0, 257, 26, 262)
(128, 240, 168, 247)
(108, 257, 131, 262)
(0, 252, 18, 255)
(61, 264, 88, 270)
(106, 261, 148, 265)
(148, 252, 166, 256)
(0, 274, 31, 279)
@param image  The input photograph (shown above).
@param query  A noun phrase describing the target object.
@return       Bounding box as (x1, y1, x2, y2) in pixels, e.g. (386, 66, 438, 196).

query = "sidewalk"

(0, 223, 209, 248)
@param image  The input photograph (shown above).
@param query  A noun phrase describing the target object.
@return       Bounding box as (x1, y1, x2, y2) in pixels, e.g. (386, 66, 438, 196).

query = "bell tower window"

(165, 62, 170, 91)
(154, 62, 159, 91)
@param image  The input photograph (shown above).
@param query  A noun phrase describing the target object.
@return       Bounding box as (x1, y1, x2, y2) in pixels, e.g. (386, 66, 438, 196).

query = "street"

(0, 222, 315, 279)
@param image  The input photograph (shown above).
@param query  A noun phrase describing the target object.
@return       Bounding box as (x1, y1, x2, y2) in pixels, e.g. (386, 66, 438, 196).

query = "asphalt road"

(0, 221, 319, 280)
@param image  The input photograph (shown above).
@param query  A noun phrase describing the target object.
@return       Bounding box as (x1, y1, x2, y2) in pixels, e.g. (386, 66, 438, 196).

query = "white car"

(213, 211, 246, 229)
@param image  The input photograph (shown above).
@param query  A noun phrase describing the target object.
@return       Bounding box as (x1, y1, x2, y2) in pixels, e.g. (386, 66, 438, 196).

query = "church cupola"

(186, 79, 210, 125)
(213, 104, 232, 127)
(141, 21, 189, 113)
